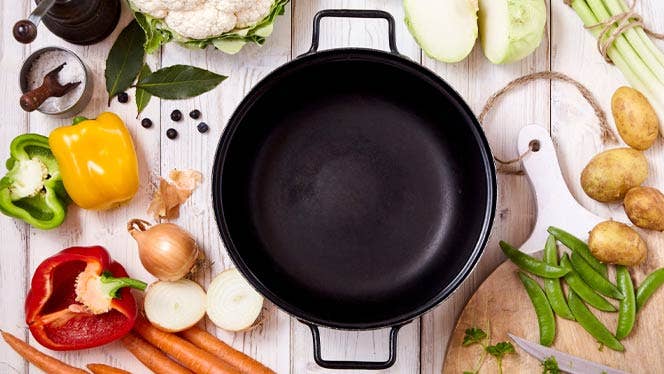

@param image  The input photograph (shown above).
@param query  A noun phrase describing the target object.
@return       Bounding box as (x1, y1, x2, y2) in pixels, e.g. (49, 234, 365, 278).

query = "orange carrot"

(180, 327, 275, 374)
(121, 333, 193, 374)
(0, 330, 87, 374)
(133, 316, 241, 374)
(86, 363, 131, 374)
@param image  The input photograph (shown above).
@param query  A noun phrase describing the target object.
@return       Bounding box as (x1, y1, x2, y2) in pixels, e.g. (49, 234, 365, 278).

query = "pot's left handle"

(306, 9, 400, 55)
(302, 321, 404, 370)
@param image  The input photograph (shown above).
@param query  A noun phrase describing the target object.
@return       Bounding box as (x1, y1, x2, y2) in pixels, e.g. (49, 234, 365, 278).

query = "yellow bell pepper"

(49, 112, 139, 210)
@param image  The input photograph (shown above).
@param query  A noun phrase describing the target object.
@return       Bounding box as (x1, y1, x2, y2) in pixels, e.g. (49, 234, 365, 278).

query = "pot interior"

(215, 52, 495, 328)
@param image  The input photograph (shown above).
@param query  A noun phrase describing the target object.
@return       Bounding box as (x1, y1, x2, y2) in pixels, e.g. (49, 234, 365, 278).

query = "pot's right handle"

(302, 321, 404, 370)
(305, 9, 400, 55)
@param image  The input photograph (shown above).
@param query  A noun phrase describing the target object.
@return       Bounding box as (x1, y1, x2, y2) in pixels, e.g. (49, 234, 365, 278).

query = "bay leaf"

(135, 63, 152, 118)
(105, 20, 146, 105)
(135, 65, 227, 100)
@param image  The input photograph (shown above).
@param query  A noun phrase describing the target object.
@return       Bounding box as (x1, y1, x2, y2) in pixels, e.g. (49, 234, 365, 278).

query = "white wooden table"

(2, 1, 663, 373)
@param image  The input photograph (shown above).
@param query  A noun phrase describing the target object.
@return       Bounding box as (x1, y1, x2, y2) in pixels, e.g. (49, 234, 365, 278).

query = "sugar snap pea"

(568, 290, 624, 351)
(636, 267, 664, 310)
(500, 241, 568, 278)
(570, 252, 624, 300)
(615, 266, 636, 340)
(560, 254, 616, 312)
(542, 235, 575, 320)
(518, 271, 556, 346)
(547, 226, 608, 278)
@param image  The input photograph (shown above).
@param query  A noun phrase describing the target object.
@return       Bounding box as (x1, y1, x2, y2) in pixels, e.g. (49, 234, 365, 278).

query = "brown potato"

(612, 86, 659, 150)
(624, 186, 664, 231)
(588, 221, 646, 266)
(580, 148, 648, 202)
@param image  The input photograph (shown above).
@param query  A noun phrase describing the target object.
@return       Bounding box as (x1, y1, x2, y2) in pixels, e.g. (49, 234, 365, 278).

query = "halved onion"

(207, 269, 264, 332)
(144, 279, 207, 332)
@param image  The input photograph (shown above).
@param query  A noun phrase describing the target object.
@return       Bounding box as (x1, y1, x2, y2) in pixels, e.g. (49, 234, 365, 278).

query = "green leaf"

(541, 356, 560, 374)
(462, 327, 488, 347)
(105, 20, 146, 105)
(135, 64, 152, 118)
(133, 11, 171, 54)
(135, 65, 227, 100)
(486, 342, 516, 359)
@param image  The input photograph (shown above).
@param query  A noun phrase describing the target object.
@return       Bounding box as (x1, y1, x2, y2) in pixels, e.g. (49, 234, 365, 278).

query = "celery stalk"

(584, 0, 664, 119)
(570, 0, 652, 95)
(615, 0, 664, 67)
(602, 0, 664, 84)
(569, 0, 664, 126)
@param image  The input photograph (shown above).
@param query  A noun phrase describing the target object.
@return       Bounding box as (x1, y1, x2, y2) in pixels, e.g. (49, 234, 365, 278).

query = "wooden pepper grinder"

(13, 0, 121, 45)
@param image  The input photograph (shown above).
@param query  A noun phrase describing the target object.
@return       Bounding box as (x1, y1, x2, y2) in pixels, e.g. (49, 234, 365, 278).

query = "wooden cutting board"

(442, 260, 664, 373)
(443, 126, 664, 373)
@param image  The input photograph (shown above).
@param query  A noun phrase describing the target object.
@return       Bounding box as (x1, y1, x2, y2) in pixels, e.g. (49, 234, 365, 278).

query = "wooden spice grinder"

(13, 0, 121, 45)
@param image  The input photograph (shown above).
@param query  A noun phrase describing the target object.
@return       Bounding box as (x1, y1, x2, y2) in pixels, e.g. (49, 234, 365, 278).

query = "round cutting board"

(443, 259, 664, 373)
(443, 126, 664, 373)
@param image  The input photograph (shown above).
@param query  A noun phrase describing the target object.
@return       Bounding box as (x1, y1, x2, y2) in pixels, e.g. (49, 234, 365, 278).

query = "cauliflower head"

(165, 3, 238, 39)
(131, 0, 283, 46)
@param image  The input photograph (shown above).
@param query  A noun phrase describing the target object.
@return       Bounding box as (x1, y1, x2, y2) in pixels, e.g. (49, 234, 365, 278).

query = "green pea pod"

(636, 268, 664, 310)
(560, 254, 616, 312)
(500, 241, 568, 278)
(518, 271, 556, 346)
(547, 226, 608, 278)
(568, 290, 624, 351)
(542, 235, 575, 320)
(570, 252, 624, 300)
(615, 266, 635, 340)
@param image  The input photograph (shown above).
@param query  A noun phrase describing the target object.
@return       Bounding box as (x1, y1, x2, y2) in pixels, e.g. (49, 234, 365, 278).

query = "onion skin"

(128, 219, 200, 281)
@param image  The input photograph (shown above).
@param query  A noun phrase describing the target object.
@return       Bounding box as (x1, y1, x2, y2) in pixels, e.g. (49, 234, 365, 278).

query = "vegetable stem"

(100, 272, 147, 298)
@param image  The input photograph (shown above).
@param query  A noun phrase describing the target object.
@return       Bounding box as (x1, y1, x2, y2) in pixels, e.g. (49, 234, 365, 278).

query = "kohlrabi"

(479, 0, 547, 64)
(404, 0, 479, 63)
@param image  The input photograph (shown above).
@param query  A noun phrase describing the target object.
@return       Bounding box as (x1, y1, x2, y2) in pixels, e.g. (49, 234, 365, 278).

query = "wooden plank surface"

(1, 0, 662, 373)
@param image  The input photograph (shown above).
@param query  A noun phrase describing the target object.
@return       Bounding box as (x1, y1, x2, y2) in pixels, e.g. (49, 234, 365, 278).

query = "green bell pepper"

(0, 134, 69, 229)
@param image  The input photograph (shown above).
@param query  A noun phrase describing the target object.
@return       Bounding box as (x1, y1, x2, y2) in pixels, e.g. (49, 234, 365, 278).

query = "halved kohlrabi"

(404, 0, 479, 63)
(479, 0, 547, 64)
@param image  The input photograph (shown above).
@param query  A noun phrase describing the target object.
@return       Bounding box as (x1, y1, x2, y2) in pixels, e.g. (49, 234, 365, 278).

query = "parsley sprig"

(461, 325, 516, 374)
(541, 356, 560, 374)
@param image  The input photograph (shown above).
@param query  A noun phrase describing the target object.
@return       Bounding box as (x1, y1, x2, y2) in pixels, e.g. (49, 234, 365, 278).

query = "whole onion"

(128, 219, 201, 281)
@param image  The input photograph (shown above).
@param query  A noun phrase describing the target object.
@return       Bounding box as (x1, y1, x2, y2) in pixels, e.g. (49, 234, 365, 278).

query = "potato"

(612, 86, 659, 150)
(580, 147, 648, 202)
(624, 186, 664, 231)
(588, 221, 646, 266)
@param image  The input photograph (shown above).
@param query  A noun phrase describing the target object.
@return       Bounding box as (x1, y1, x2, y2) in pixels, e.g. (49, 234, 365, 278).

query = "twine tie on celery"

(564, 0, 664, 63)
(479, 71, 617, 175)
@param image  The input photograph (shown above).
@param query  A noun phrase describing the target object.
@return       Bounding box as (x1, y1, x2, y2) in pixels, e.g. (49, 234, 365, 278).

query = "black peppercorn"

(189, 109, 201, 119)
(170, 110, 182, 121)
(117, 92, 129, 103)
(141, 118, 153, 128)
(197, 122, 209, 133)
(166, 128, 178, 139)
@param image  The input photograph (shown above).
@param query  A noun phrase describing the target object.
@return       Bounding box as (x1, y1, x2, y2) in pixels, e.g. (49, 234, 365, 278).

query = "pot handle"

(302, 321, 403, 370)
(306, 9, 400, 55)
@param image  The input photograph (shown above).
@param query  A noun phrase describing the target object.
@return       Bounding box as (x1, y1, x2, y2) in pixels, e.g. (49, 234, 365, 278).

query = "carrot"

(121, 333, 193, 374)
(0, 330, 87, 374)
(86, 363, 131, 374)
(133, 316, 242, 374)
(180, 327, 275, 374)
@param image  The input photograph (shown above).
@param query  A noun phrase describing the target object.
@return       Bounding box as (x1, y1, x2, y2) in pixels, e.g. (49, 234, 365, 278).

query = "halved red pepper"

(25, 246, 146, 351)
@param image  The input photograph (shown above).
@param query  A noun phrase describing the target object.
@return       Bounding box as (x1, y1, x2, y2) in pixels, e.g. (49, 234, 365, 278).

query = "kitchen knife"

(508, 333, 629, 374)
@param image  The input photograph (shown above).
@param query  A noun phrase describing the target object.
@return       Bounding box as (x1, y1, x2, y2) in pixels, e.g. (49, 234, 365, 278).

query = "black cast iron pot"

(212, 9, 497, 370)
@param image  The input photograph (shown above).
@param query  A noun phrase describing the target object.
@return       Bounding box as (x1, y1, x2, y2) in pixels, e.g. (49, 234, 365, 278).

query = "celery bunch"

(568, 0, 664, 129)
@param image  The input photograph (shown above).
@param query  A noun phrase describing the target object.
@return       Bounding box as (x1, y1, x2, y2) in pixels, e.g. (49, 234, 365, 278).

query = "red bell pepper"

(25, 246, 146, 351)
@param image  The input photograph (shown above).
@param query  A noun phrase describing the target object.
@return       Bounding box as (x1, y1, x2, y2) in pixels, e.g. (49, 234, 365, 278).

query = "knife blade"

(508, 333, 629, 374)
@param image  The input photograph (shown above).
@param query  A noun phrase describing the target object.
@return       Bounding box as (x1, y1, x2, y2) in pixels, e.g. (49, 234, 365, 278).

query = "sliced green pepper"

(0, 134, 69, 229)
